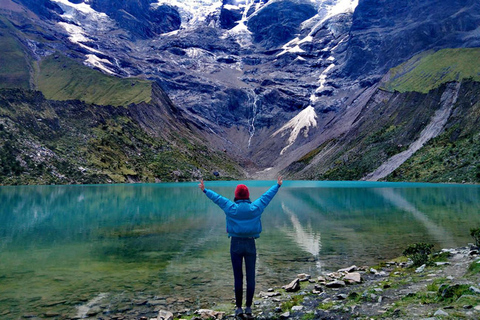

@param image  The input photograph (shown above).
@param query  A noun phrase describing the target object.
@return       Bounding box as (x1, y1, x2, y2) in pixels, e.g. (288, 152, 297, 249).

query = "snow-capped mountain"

(5, 0, 480, 178)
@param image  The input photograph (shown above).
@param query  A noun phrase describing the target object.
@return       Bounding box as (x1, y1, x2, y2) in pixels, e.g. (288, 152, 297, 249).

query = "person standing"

(198, 177, 283, 318)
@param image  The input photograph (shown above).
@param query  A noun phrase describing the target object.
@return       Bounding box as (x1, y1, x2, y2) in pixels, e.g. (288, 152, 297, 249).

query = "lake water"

(1, 181, 479, 318)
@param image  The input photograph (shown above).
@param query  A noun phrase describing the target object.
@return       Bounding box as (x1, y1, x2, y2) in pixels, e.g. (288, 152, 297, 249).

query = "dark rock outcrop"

(247, 1, 317, 49)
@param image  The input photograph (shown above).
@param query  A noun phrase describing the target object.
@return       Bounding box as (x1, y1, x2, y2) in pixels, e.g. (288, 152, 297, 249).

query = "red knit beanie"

(235, 184, 250, 200)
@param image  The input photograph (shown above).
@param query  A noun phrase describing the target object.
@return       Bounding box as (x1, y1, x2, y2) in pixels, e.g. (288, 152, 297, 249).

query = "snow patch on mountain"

(273, 106, 318, 155)
(53, 0, 115, 56)
(51, 0, 107, 19)
(279, 0, 358, 56)
(84, 54, 115, 75)
(152, 0, 222, 28)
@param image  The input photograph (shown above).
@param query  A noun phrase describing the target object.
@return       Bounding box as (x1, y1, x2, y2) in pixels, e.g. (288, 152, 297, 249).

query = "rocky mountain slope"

(1, 0, 480, 184)
(0, 85, 244, 185)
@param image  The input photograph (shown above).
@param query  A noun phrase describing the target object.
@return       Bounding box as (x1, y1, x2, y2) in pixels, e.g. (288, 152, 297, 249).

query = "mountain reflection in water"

(0, 181, 479, 318)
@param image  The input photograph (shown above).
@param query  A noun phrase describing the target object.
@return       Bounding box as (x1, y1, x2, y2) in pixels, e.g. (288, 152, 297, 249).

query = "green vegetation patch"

(468, 260, 480, 275)
(388, 81, 480, 183)
(383, 48, 480, 93)
(36, 54, 152, 106)
(0, 17, 30, 89)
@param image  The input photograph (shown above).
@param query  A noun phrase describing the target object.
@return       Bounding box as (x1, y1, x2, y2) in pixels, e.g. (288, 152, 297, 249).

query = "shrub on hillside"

(470, 228, 480, 247)
(403, 243, 434, 267)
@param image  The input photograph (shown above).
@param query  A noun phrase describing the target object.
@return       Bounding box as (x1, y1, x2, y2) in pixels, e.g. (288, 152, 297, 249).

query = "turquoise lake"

(1, 180, 480, 318)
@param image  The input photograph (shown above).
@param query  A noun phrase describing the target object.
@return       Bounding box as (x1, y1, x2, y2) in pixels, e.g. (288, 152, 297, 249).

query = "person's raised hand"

(277, 176, 283, 186)
(198, 179, 205, 191)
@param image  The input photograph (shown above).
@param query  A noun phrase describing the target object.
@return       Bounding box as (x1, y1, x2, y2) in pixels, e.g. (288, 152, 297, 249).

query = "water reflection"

(281, 202, 322, 270)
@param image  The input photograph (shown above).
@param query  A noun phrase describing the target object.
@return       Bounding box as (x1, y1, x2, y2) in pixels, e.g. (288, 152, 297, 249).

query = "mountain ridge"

(1, 0, 480, 184)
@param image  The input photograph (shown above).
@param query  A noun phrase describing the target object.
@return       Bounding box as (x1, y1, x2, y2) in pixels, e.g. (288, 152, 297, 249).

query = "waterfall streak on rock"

(247, 90, 259, 148)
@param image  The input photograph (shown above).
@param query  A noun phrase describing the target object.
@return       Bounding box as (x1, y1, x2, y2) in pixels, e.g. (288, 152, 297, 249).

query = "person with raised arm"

(199, 177, 283, 318)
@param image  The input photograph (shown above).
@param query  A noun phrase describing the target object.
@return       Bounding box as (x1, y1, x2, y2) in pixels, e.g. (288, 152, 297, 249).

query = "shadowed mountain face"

(343, 0, 480, 80)
(2, 0, 480, 181)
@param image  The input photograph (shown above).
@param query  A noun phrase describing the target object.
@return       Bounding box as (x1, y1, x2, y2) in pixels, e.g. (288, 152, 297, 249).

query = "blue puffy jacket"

(204, 184, 281, 238)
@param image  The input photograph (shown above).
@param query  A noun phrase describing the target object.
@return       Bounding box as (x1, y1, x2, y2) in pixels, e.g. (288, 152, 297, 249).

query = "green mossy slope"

(0, 17, 31, 89)
(35, 54, 152, 106)
(382, 48, 480, 93)
(388, 81, 480, 183)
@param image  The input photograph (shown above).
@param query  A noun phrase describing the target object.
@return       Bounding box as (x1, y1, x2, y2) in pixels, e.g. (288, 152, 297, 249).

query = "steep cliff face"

(343, 0, 480, 80)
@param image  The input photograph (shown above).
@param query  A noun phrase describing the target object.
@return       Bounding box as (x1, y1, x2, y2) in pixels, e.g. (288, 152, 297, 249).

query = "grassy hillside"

(35, 54, 152, 106)
(382, 48, 480, 93)
(0, 12, 151, 107)
(0, 88, 243, 185)
(0, 17, 30, 89)
(387, 81, 480, 183)
(284, 82, 480, 183)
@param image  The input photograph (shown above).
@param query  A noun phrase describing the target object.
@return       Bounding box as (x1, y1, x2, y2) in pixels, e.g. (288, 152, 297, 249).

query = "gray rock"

(291, 306, 303, 311)
(284, 278, 300, 292)
(343, 272, 362, 284)
(336, 294, 348, 300)
(338, 265, 357, 273)
(297, 273, 311, 281)
(470, 286, 480, 294)
(194, 309, 225, 319)
(434, 309, 449, 316)
(157, 310, 174, 320)
(280, 311, 290, 318)
(415, 264, 426, 273)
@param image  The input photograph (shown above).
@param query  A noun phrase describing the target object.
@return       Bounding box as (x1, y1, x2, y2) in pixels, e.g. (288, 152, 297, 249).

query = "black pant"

(230, 237, 256, 308)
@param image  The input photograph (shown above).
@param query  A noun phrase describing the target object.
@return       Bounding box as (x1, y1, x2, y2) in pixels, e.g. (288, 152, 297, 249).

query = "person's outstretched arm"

(199, 179, 235, 212)
(252, 176, 283, 209)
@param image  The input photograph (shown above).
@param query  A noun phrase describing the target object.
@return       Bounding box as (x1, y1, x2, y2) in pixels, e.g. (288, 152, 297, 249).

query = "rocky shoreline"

(20, 246, 480, 319)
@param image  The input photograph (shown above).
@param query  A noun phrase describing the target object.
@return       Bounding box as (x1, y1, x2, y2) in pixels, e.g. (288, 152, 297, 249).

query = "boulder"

(415, 264, 426, 273)
(157, 310, 174, 320)
(284, 278, 300, 292)
(194, 309, 225, 319)
(470, 286, 480, 294)
(434, 309, 449, 316)
(343, 272, 362, 284)
(297, 273, 311, 281)
(338, 265, 357, 273)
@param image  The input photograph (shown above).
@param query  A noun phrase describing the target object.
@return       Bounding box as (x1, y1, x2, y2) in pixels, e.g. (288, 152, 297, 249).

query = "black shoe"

(235, 307, 244, 319)
(245, 307, 254, 319)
